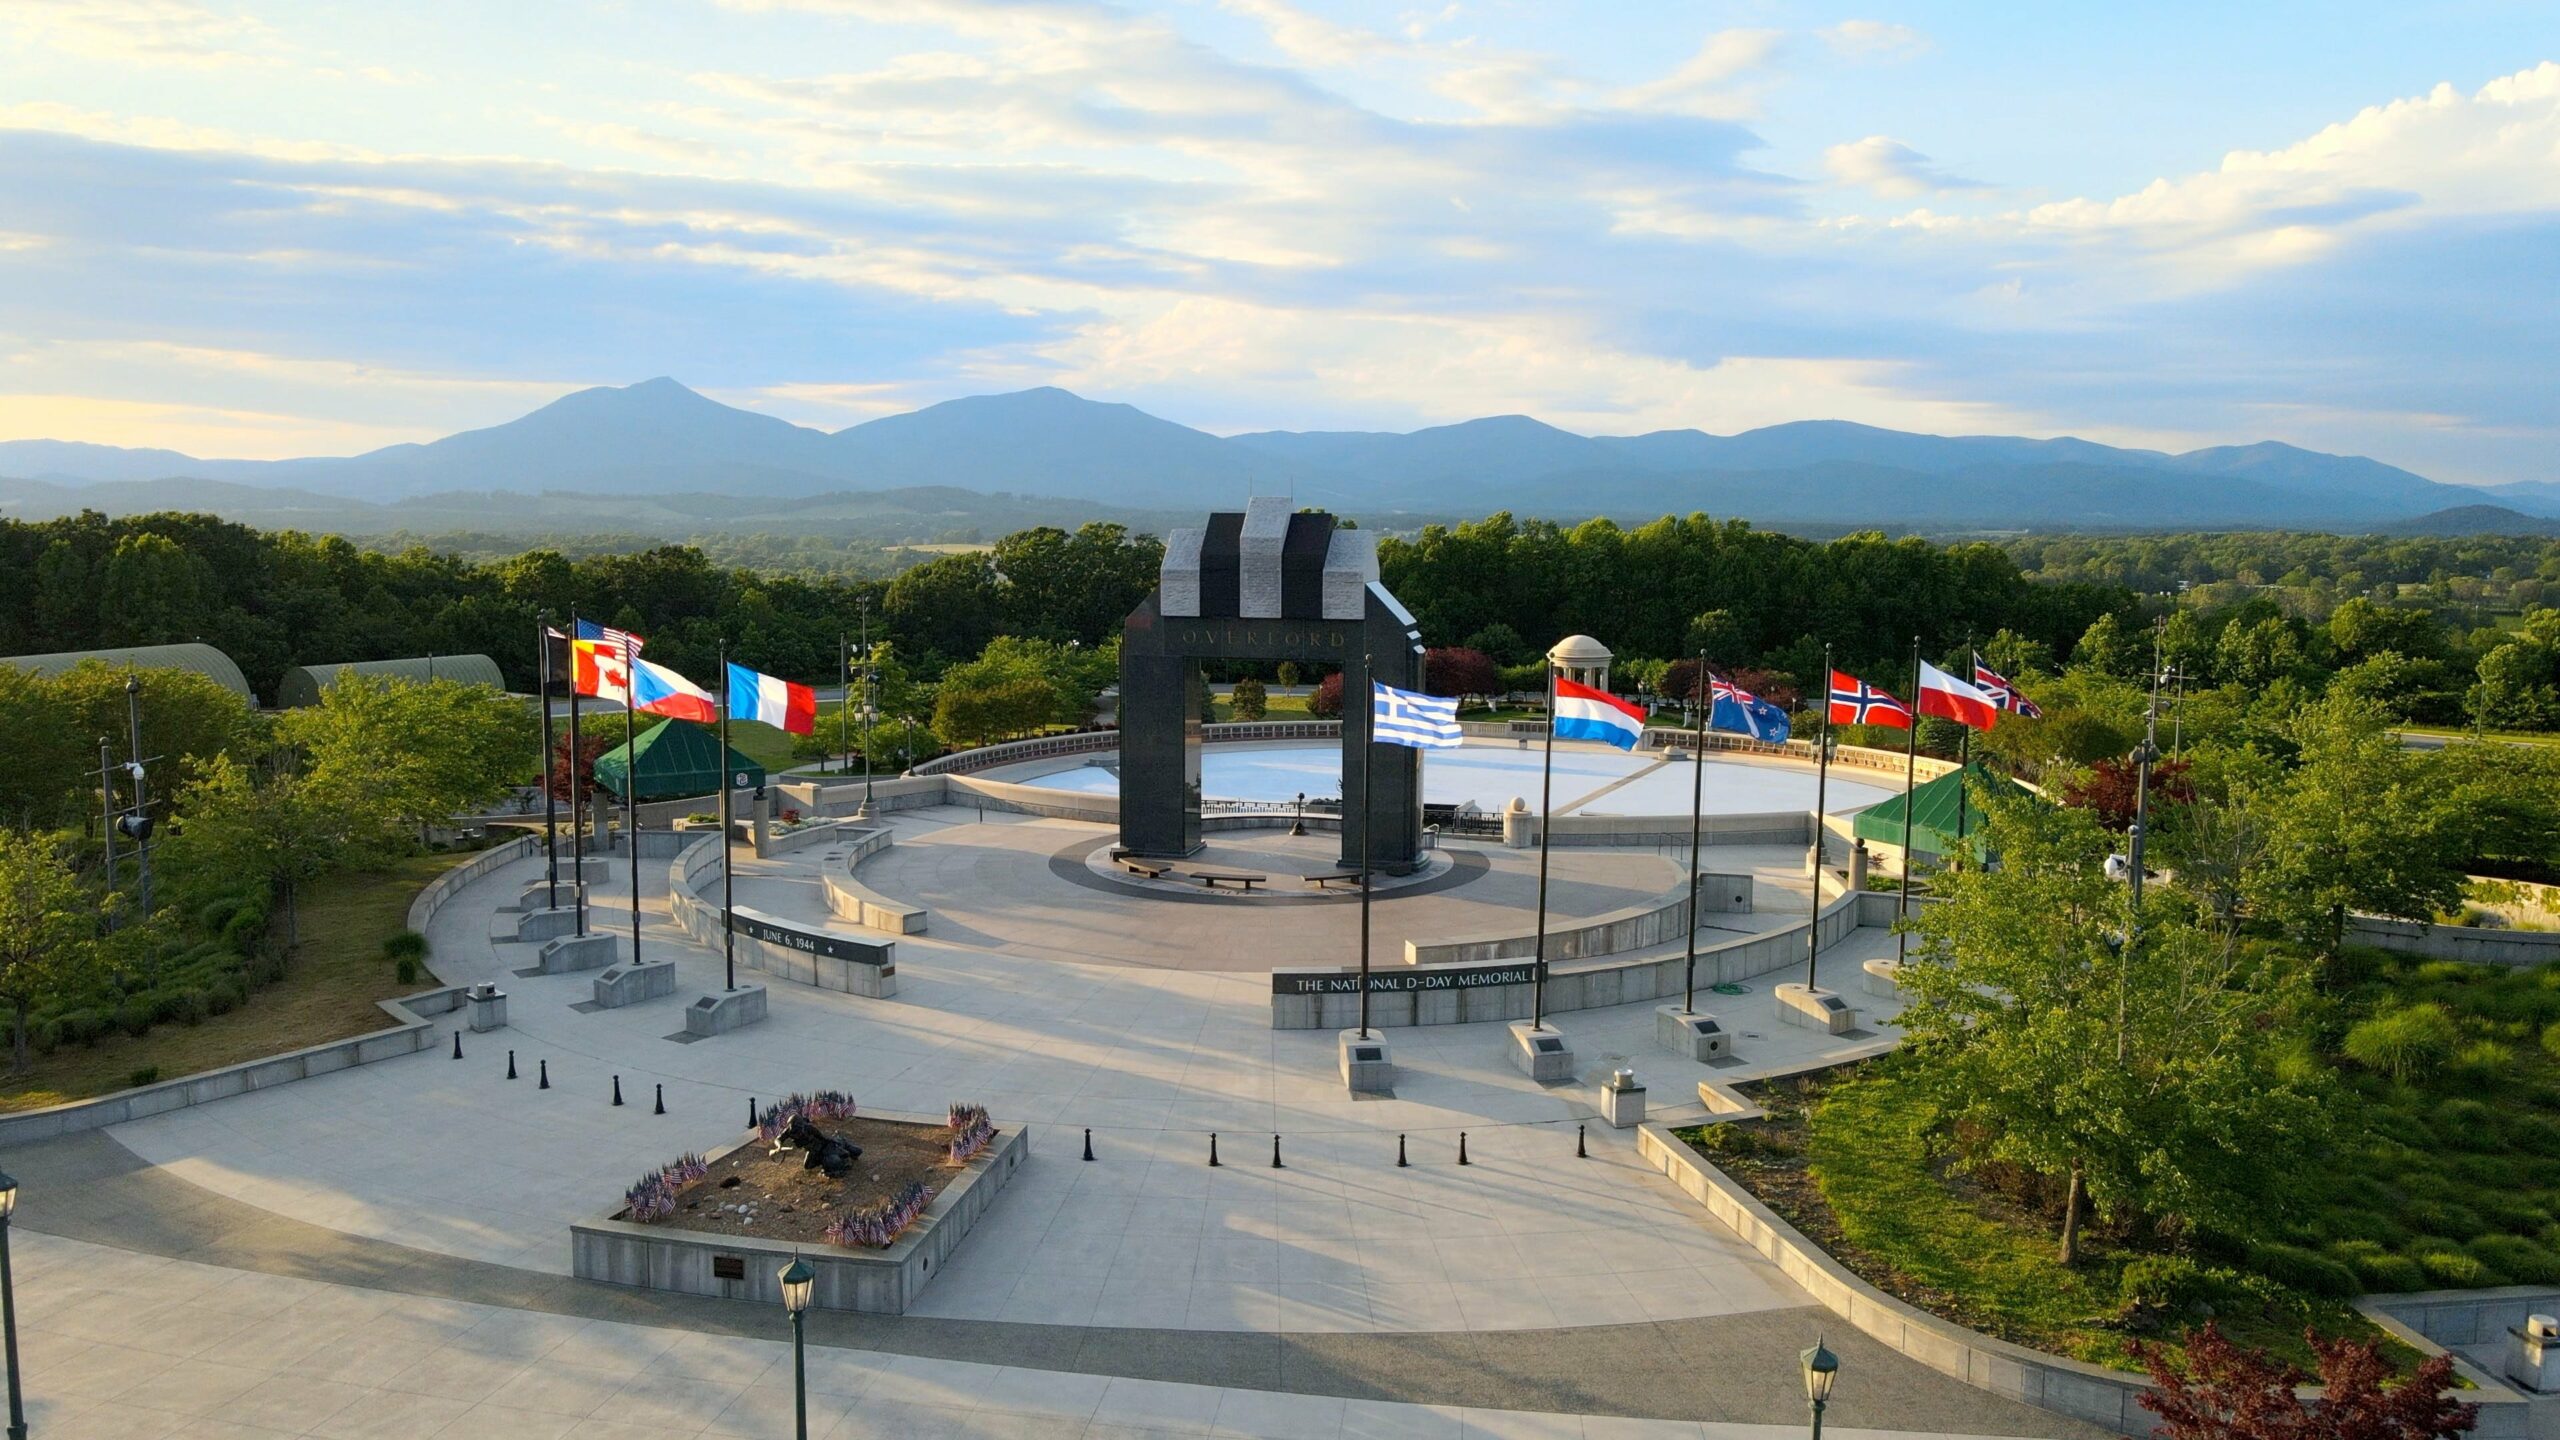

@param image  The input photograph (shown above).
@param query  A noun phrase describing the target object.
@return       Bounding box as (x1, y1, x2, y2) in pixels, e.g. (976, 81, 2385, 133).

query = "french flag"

(1917, 660, 2001, 730)
(1552, 676, 1648, 750)
(727, 662, 817, 735)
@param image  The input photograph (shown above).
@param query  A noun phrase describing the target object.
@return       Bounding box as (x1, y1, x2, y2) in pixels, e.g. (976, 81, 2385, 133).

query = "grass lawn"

(1680, 1064, 2414, 1375)
(2395, 724, 2560, 748)
(722, 716, 808, 772)
(0, 851, 477, 1113)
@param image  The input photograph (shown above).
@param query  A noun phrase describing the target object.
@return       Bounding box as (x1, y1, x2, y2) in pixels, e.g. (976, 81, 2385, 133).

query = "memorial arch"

(1119, 498, 1428, 874)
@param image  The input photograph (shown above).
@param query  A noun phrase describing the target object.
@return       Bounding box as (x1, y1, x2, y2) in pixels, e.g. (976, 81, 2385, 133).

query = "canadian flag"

(1916, 659, 2001, 730)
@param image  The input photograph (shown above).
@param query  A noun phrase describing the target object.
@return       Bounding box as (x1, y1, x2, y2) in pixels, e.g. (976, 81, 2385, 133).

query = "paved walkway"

(0, 803, 2099, 1437)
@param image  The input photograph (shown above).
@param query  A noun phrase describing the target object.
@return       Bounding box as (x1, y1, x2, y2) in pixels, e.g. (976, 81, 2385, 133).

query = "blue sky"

(0, 1, 2553, 486)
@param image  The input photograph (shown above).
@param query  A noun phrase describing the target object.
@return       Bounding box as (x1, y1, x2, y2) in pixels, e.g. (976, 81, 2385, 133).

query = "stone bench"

(686, 984, 768, 1036)
(594, 961, 676, 1009)
(1188, 871, 1266, 891)
(1304, 872, 1361, 890)
(539, 932, 620, 975)
(1862, 957, 1906, 999)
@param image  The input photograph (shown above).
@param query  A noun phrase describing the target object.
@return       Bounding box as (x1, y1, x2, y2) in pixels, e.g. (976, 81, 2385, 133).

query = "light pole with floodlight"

(779, 1255, 814, 1439)
(1802, 1335, 1839, 1440)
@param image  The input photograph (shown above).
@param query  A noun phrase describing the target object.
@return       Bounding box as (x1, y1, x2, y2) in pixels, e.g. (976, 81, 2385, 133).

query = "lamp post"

(0, 1168, 24, 1439)
(779, 1255, 814, 1439)
(1291, 790, 1306, 837)
(1801, 1335, 1838, 1440)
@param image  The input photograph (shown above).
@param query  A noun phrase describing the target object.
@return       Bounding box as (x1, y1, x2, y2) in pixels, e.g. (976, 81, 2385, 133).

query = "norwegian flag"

(1972, 660, 2045, 719)
(1828, 669, 1911, 729)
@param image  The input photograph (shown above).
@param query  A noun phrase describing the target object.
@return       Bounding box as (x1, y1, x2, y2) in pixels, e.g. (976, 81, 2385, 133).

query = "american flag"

(1972, 660, 2044, 719)
(576, 618, 645, 655)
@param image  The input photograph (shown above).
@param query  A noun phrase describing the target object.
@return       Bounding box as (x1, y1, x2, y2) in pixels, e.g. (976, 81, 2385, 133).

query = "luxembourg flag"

(727, 662, 817, 735)
(1552, 676, 1648, 750)
(1916, 659, 2001, 730)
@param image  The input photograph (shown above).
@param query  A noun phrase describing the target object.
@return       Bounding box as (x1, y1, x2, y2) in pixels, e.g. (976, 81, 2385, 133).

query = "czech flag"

(1917, 659, 2001, 730)
(574, 640, 718, 723)
(1553, 675, 1647, 750)
(727, 663, 817, 735)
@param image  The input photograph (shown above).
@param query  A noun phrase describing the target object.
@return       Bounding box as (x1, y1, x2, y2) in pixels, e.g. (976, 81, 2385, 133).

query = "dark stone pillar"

(1119, 603, 1200, 859)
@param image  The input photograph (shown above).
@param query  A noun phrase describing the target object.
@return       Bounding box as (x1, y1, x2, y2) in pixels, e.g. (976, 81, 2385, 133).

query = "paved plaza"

(5, 801, 2090, 1438)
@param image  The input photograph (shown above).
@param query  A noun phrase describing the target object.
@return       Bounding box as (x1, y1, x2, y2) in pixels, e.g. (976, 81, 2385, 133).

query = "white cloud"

(1614, 28, 1784, 119)
(1217, 0, 1393, 66)
(1819, 20, 1928, 61)
(1824, 135, 1987, 198)
(2, 0, 276, 68)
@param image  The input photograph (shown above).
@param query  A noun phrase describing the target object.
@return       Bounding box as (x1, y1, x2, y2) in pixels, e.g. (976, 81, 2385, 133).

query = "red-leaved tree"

(1307, 672, 1343, 719)
(1423, 647, 1501, 707)
(2063, 756, 2195, 831)
(2133, 1325, 2477, 1440)
(547, 732, 613, 803)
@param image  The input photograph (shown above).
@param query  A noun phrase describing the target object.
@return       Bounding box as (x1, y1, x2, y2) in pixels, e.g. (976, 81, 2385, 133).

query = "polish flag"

(1917, 659, 2001, 730)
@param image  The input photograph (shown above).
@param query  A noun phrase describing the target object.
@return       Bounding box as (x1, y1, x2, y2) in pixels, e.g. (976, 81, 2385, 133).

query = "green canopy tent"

(592, 719, 766, 802)
(1852, 762, 2037, 865)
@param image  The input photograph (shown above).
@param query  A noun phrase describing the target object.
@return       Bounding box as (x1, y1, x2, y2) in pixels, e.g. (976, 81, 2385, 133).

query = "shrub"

(2403, 1200, 2487, 1239)
(54, 1010, 102, 1047)
(2119, 1256, 2226, 1319)
(2310, 1207, 2405, 1246)
(25, 1019, 57, 1056)
(383, 930, 428, 962)
(115, 998, 153, 1038)
(2446, 1040, 2514, 1090)
(394, 957, 419, 986)
(126, 1066, 159, 1088)
(1229, 677, 1268, 721)
(2413, 1245, 2502, 1288)
(2336, 1243, 2428, 1292)
(2342, 1003, 2461, 1081)
(2544, 1022, 2560, 1061)
(2245, 1241, 2363, 1298)
(2468, 1234, 2560, 1285)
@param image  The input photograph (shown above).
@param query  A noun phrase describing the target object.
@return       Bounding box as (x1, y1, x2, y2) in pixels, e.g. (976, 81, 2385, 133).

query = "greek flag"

(1371, 680, 1462, 749)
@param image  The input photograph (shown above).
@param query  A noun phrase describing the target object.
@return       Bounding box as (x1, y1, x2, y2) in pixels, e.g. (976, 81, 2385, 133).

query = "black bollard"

(1397, 1133, 1408, 1168)
(506, 1049, 518, 1080)
(612, 1075, 624, 1107)
(1457, 1131, 1470, 1166)
(1208, 1132, 1221, 1167)
(451, 1030, 463, 1060)
(1271, 1134, 1283, 1169)
(538, 1058, 550, 1090)
(653, 1083, 665, 1116)
(1577, 1123, 1587, 1159)
(1082, 1127, 1094, 1162)
(748, 1096, 759, 1130)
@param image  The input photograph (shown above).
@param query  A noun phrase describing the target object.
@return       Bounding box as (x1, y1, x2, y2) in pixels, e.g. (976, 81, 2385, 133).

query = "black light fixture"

(779, 1255, 815, 1438)
(0, 1168, 24, 1439)
(1801, 1335, 1839, 1440)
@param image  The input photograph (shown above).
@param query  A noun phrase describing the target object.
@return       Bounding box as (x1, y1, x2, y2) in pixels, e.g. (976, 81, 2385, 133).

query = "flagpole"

(719, 643, 736, 992)
(1357, 654, 1374, 1041)
(624, 631, 642, 966)
(569, 617, 587, 938)
(838, 631, 850, 777)
(1897, 635, 1920, 967)
(1957, 642, 1973, 870)
(538, 610, 559, 912)
(1683, 652, 1707, 1013)
(860, 599, 877, 815)
(1532, 659, 1557, 1032)
(1807, 641, 1831, 990)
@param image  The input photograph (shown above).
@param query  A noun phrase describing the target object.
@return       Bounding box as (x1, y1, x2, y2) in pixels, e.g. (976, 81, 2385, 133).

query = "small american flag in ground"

(576, 618, 645, 655)
(1370, 681, 1462, 749)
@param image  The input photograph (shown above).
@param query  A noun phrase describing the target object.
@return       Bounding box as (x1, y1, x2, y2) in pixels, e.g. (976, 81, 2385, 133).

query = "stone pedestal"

(1691, 873, 1754, 913)
(594, 961, 677, 1008)
(1508, 1021, 1574, 1081)
(1599, 1069, 1646, 1129)
(1655, 1005, 1732, 1062)
(1775, 983, 1857, 1035)
(515, 906, 578, 943)
(465, 983, 509, 1033)
(517, 861, 606, 911)
(539, 932, 620, 975)
(686, 984, 768, 1036)
(1849, 841, 1870, 892)
(1338, 1030, 1393, 1093)
(1862, 957, 1905, 999)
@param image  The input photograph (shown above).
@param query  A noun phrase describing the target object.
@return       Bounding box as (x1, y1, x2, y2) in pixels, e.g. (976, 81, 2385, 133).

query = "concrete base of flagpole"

(1508, 1021, 1575, 1082)
(1338, 1031, 1393, 1093)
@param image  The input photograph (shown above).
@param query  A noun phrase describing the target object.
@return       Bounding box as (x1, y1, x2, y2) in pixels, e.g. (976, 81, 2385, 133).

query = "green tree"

(2073, 612, 2145, 677)
(2246, 694, 2465, 953)
(884, 553, 1002, 669)
(97, 532, 216, 646)
(279, 675, 535, 850)
(1275, 661, 1302, 692)
(1230, 676, 1268, 721)
(164, 753, 355, 949)
(2213, 615, 2306, 689)
(0, 829, 97, 1073)
(1897, 790, 2327, 1263)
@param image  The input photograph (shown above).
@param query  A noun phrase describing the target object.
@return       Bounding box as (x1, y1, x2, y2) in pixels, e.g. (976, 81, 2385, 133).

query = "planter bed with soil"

(571, 1105, 1027, 1315)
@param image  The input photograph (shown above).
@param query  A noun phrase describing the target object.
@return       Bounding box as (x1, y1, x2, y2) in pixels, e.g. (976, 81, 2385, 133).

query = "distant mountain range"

(1, 378, 2547, 535)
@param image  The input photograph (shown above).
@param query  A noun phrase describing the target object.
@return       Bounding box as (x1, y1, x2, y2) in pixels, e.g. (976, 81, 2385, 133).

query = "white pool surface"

(1009, 742, 1894, 816)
